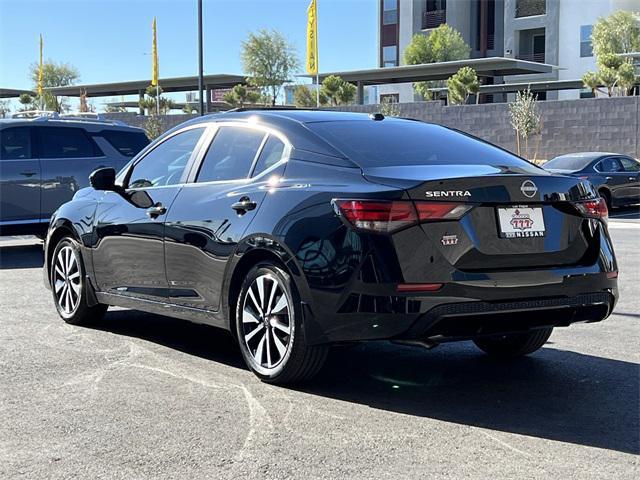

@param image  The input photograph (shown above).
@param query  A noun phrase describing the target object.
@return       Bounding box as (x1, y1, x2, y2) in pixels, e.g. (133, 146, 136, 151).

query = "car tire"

(236, 262, 328, 384)
(599, 189, 612, 211)
(51, 237, 107, 325)
(473, 327, 553, 358)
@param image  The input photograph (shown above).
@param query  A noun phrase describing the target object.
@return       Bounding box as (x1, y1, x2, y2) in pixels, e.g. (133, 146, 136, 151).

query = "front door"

(92, 126, 208, 300)
(164, 124, 289, 312)
(0, 127, 41, 227)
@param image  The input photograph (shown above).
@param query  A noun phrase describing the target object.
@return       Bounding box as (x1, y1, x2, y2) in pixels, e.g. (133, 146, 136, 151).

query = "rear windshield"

(99, 130, 149, 157)
(543, 155, 594, 171)
(306, 120, 540, 170)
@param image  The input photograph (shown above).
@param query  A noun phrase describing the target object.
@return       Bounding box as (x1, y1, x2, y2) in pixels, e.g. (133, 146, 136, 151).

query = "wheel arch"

(45, 220, 82, 281)
(223, 235, 310, 340)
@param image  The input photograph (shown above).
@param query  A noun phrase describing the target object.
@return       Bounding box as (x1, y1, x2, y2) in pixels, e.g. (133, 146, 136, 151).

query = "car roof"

(0, 117, 146, 133)
(552, 152, 621, 161)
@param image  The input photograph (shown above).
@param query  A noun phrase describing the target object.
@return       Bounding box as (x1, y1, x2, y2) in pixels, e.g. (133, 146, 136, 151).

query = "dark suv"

(0, 114, 149, 237)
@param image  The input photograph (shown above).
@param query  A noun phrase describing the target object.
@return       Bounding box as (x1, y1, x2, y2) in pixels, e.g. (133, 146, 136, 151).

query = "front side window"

(128, 127, 205, 189)
(196, 126, 265, 183)
(0, 127, 31, 160)
(596, 157, 623, 173)
(39, 127, 102, 158)
(251, 135, 286, 177)
(580, 25, 593, 57)
(620, 157, 640, 172)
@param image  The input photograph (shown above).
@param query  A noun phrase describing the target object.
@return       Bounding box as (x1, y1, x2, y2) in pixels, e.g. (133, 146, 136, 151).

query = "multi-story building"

(378, 0, 638, 102)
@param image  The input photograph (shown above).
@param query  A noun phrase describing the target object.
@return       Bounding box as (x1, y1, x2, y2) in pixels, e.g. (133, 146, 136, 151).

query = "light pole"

(198, 0, 204, 116)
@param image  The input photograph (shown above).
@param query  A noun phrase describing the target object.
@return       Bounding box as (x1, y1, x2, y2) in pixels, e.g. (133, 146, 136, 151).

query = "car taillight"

(415, 202, 473, 222)
(574, 198, 608, 223)
(334, 200, 471, 233)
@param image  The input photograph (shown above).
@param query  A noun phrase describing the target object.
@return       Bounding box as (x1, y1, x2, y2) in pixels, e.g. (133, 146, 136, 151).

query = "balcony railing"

(516, 52, 546, 63)
(515, 0, 546, 18)
(422, 9, 446, 29)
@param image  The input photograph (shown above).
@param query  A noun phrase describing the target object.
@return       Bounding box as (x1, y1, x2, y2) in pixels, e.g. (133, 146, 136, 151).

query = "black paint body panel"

(44, 111, 619, 346)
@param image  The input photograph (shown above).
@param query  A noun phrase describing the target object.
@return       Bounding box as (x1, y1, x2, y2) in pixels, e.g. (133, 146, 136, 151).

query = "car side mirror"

(89, 167, 117, 191)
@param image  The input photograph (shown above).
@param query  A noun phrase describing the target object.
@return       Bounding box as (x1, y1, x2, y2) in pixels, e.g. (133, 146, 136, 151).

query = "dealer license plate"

(497, 207, 545, 238)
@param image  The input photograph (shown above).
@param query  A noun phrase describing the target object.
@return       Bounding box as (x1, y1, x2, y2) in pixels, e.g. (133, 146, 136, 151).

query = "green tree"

(241, 29, 300, 106)
(508, 89, 542, 160)
(29, 60, 80, 112)
(293, 85, 315, 107)
(447, 67, 479, 105)
(591, 10, 640, 59)
(320, 75, 356, 106)
(143, 115, 164, 140)
(18, 93, 35, 112)
(379, 97, 400, 117)
(404, 24, 471, 101)
(0, 100, 11, 118)
(139, 85, 175, 115)
(583, 11, 640, 97)
(222, 84, 261, 107)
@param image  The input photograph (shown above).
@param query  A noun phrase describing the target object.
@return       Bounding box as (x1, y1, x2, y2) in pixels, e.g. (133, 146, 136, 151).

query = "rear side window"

(196, 126, 265, 182)
(100, 130, 149, 157)
(0, 127, 31, 160)
(306, 120, 541, 171)
(251, 135, 286, 177)
(543, 155, 594, 171)
(620, 157, 640, 172)
(39, 127, 102, 158)
(596, 157, 623, 173)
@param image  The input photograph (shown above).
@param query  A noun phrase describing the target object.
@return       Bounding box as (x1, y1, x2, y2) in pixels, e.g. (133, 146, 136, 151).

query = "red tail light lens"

(334, 200, 472, 233)
(574, 198, 608, 223)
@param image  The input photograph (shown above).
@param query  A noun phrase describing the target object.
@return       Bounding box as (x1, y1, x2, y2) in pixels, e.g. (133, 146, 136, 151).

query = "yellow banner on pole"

(306, 0, 318, 75)
(38, 34, 43, 96)
(151, 17, 159, 86)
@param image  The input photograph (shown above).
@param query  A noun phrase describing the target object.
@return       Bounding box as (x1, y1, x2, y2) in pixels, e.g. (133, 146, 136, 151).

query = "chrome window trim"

(123, 124, 210, 191)
(186, 121, 292, 186)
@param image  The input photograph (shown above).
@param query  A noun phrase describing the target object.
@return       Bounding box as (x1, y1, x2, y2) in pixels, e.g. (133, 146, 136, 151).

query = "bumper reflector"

(606, 271, 618, 279)
(397, 283, 443, 293)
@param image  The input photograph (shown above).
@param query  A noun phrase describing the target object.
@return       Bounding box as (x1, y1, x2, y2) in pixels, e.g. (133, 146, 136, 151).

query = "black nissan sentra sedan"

(43, 110, 618, 384)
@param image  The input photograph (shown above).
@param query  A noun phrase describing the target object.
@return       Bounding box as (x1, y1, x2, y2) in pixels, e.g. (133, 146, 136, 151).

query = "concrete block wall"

(104, 96, 639, 160)
(336, 96, 639, 159)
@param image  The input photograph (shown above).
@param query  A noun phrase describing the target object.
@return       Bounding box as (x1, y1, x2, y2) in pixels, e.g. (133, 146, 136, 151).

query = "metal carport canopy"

(0, 88, 35, 99)
(46, 74, 246, 97)
(300, 57, 554, 85)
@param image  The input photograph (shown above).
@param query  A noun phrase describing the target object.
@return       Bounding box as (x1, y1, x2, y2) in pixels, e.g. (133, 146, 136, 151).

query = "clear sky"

(0, 0, 378, 108)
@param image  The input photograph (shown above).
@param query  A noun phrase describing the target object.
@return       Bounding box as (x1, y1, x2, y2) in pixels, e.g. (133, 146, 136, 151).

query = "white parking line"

(607, 221, 640, 229)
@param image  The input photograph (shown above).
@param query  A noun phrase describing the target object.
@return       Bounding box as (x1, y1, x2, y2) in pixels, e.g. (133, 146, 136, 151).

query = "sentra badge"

(425, 190, 471, 198)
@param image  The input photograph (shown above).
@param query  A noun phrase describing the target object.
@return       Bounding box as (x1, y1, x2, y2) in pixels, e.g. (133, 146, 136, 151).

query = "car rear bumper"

(306, 271, 618, 345)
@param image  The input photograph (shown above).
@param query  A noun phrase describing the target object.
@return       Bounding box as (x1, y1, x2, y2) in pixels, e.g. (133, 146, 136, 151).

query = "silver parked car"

(0, 113, 149, 237)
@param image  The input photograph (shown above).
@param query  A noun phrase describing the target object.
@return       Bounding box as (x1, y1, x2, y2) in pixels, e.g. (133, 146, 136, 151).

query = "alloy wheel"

(241, 274, 293, 370)
(53, 245, 81, 315)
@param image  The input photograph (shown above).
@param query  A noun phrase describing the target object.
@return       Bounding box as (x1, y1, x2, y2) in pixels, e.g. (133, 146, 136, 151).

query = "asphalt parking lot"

(1, 209, 638, 479)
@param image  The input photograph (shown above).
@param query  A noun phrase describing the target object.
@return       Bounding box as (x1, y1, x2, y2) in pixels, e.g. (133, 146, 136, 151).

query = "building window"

(516, 28, 545, 63)
(382, 0, 398, 25)
(515, 0, 545, 18)
(423, 0, 446, 29)
(382, 46, 398, 67)
(580, 25, 593, 57)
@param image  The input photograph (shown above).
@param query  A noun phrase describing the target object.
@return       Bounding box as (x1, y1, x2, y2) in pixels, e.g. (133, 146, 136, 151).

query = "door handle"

(146, 203, 166, 218)
(605, 176, 612, 180)
(20, 171, 37, 177)
(629, 177, 636, 181)
(231, 197, 257, 214)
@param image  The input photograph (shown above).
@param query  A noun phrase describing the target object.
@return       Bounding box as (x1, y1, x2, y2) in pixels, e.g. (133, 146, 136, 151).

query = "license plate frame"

(497, 206, 546, 238)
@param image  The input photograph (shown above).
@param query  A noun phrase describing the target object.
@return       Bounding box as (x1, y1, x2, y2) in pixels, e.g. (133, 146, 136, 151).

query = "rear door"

(164, 123, 289, 312)
(36, 126, 108, 220)
(618, 157, 640, 202)
(92, 125, 208, 301)
(0, 126, 41, 225)
(595, 157, 627, 205)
